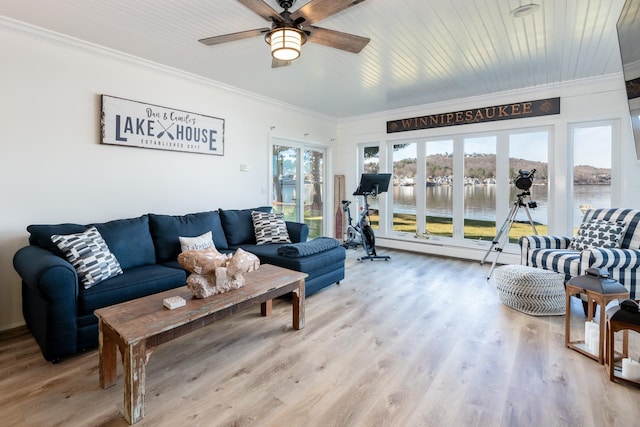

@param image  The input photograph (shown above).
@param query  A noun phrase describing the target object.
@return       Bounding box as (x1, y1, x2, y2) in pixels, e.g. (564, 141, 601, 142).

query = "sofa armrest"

(518, 235, 573, 265)
(13, 245, 81, 361)
(13, 245, 79, 302)
(286, 221, 309, 243)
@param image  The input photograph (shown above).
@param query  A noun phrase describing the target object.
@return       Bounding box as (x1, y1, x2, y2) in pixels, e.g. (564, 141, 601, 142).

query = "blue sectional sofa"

(13, 208, 346, 362)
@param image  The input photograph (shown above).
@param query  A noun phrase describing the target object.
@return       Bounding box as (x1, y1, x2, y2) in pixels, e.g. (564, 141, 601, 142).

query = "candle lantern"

(565, 269, 629, 364)
(606, 301, 640, 388)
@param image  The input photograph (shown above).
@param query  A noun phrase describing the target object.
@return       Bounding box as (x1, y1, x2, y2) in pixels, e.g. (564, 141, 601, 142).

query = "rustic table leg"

(261, 300, 272, 316)
(123, 341, 147, 424)
(99, 321, 119, 389)
(292, 279, 305, 330)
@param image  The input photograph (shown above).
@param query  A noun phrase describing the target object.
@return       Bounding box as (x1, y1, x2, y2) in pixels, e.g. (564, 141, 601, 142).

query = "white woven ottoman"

(494, 265, 565, 316)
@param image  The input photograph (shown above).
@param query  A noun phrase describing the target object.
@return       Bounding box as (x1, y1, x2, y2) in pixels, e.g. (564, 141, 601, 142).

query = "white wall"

(0, 23, 336, 330)
(334, 74, 640, 262)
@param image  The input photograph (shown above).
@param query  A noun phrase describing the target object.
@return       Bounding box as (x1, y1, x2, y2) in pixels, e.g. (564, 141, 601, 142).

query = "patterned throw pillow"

(51, 226, 123, 289)
(570, 219, 627, 251)
(251, 211, 291, 245)
(179, 231, 215, 252)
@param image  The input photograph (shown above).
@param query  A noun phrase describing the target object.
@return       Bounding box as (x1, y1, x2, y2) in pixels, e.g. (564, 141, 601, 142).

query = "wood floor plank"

(1, 249, 639, 426)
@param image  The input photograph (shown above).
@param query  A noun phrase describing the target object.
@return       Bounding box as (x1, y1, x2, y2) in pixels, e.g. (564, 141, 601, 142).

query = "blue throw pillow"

(148, 211, 229, 263)
(92, 215, 156, 270)
(219, 207, 271, 246)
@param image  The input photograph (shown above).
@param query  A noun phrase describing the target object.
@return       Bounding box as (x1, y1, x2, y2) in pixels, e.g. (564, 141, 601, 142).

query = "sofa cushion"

(219, 207, 271, 246)
(529, 248, 581, 278)
(28, 223, 88, 256)
(277, 237, 340, 257)
(233, 243, 346, 273)
(51, 226, 123, 289)
(149, 211, 228, 264)
(570, 219, 626, 251)
(252, 211, 290, 245)
(78, 264, 186, 316)
(93, 215, 155, 270)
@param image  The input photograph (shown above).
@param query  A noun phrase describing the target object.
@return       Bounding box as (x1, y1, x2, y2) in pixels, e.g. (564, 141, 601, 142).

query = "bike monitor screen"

(354, 173, 392, 195)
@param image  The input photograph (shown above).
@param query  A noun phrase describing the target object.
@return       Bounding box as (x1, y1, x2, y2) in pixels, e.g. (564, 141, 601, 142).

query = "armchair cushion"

(528, 248, 580, 279)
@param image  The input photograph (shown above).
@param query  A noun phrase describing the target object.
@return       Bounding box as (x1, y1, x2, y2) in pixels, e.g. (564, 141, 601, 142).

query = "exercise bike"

(341, 173, 391, 261)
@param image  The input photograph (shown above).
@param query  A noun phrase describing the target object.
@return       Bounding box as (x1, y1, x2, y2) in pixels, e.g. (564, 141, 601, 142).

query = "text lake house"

(101, 95, 225, 155)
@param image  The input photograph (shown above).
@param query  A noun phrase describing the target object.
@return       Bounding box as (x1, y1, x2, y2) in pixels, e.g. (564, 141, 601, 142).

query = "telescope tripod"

(481, 191, 538, 280)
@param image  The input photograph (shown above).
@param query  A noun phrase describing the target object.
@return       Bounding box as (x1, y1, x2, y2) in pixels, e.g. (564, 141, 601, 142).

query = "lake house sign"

(387, 97, 560, 133)
(101, 95, 224, 155)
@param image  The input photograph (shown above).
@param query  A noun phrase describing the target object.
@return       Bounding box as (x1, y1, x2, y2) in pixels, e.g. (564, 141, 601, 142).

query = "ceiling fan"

(198, 0, 370, 67)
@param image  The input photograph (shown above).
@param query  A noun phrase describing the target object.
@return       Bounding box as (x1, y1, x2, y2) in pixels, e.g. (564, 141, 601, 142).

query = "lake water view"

(392, 183, 611, 227)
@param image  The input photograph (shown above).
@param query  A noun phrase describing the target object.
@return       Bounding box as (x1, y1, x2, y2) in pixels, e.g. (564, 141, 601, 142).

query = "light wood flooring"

(1, 249, 639, 426)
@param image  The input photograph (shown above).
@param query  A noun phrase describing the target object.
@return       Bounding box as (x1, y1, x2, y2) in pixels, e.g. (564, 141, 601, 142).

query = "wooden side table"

(565, 274, 629, 364)
(606, 306, 640, 387)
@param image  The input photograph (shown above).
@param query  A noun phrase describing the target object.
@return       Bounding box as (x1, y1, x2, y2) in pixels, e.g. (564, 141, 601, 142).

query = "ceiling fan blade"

(272, 58, 292, 68)
(307, 26, 370, 53)
(291, 0, 367, 25)
(198, 28, 270, 46)
(237, 0, 282, 22)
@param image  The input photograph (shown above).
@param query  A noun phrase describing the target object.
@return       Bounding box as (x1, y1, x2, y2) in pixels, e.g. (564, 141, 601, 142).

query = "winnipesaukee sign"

(387, 97, 560, 134)
(101, 95, 224, 155)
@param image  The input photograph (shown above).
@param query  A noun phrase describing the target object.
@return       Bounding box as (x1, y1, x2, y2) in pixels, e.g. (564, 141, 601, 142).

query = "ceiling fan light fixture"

(510, 3, 540, 18)
(266, 27, 307, 61)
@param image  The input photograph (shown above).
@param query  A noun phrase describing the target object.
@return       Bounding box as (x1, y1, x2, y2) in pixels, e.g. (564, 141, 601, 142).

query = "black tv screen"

(354, 173, 392, 195)
(617, 0, 640, 159)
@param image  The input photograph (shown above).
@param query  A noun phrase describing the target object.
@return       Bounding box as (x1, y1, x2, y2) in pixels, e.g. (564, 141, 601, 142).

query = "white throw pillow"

(51, 226, 123, 289)
(179, 231, 215, 252)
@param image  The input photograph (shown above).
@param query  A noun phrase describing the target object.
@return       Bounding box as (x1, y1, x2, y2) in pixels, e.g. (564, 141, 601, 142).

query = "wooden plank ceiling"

(0, 0, 628, 118)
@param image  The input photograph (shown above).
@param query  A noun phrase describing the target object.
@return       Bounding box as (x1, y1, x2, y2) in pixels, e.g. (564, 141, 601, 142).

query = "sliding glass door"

(271, 140, 325, 239)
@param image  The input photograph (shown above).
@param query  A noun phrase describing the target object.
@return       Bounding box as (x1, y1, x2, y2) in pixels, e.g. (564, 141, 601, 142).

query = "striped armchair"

(519, 208, 640, 300)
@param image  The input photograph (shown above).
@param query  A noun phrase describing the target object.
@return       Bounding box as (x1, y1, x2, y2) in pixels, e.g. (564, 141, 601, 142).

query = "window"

(507, 130, 549, 241)
(571, 124, 612, 228)
(425, 140, 454, 238)
(360, 144, 381, 229)
(381, 126, 551, 247)
(463, 136, 496, 241)
(393, 143, 417, 232)
(363, 145, 380, 173)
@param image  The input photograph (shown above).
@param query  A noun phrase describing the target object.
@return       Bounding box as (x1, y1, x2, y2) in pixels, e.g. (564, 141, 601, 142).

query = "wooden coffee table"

(95, 264, 307, 424)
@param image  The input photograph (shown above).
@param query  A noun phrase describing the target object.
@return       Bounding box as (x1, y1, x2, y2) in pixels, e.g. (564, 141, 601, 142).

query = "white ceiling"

(0, 0, 631, 118)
